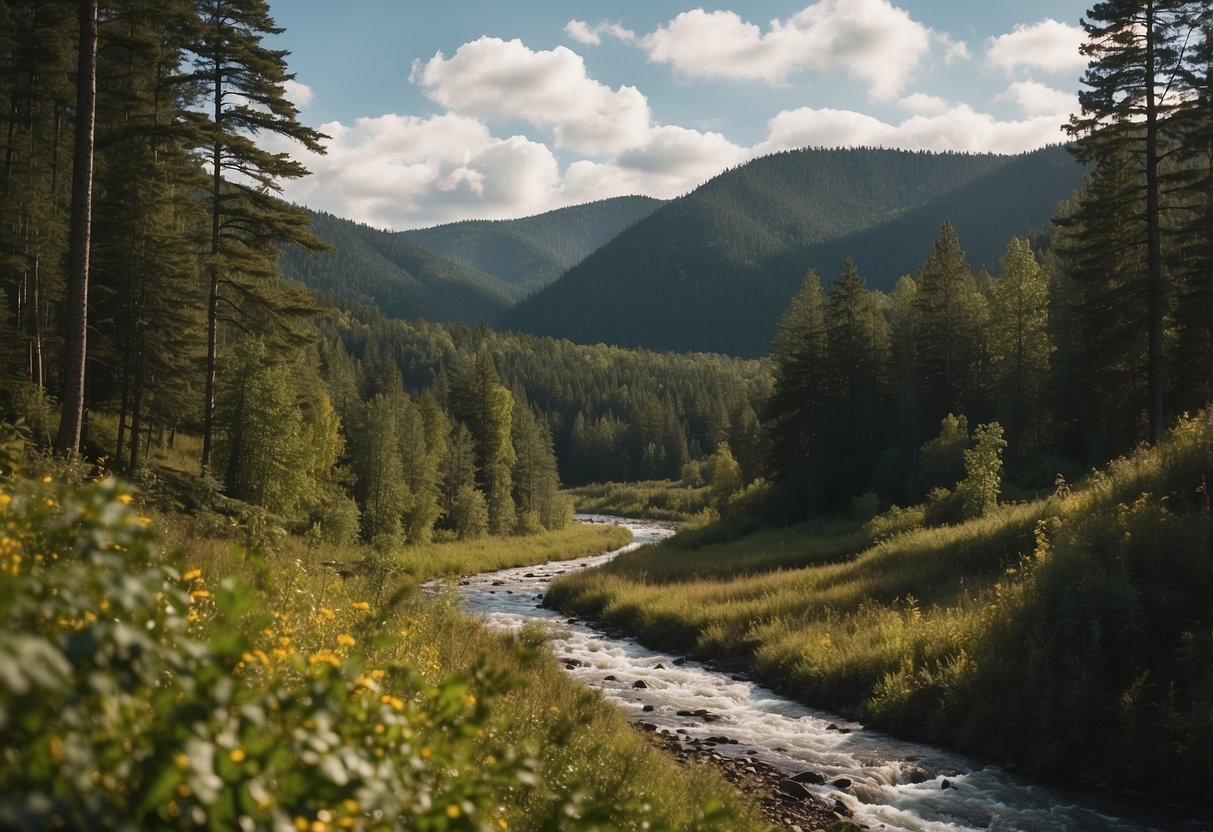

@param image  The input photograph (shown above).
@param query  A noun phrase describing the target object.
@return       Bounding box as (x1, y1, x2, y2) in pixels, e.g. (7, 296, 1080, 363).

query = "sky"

(265, 0, 1094, 231)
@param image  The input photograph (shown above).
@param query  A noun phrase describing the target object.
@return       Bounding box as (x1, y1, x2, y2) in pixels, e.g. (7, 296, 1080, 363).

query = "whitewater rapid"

(456, 516, 1205, 832)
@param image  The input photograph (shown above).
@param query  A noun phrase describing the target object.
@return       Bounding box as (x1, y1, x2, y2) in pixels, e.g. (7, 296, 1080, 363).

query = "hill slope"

(280, 210, 522, 325)
(502, 146, 1086, 357)
(405, 195, 664, 294)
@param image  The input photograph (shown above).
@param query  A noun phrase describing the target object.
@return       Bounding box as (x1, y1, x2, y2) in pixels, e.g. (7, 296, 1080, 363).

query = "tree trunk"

(54, 0, 98, 455)
(1144, 0, 1165, 444)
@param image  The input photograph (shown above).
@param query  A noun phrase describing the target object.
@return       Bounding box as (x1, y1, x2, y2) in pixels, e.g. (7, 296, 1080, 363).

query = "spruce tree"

(762, 270, 827, 516)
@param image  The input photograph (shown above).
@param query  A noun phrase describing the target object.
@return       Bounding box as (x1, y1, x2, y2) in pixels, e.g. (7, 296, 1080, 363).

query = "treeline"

(314, 308, 770, 490)
(763, 2, 1213, 519)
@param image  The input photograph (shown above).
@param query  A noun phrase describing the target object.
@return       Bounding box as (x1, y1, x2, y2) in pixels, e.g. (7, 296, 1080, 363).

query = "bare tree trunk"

(54, 0, 98, 454)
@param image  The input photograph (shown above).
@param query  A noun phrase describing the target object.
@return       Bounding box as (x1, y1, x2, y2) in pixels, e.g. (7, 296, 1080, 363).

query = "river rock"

(792, 770, 826, 785)
(632, 679, 648, 689)
(603, 675, 617, 681)
(642, 705, 654, 712)
(832, 799, 852, 817)
(777, 779, 814, 800)
(832, 778, 852, 790)
(941, 779, 952, 790)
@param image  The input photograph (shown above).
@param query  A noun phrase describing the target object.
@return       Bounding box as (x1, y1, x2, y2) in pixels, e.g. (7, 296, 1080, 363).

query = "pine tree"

(762, 270, 827, 516)
(182, 0, 327, 472)
(914, 222, 984, 428)
(1067, 0, 1188, 442)
(53, 0, 98, 454)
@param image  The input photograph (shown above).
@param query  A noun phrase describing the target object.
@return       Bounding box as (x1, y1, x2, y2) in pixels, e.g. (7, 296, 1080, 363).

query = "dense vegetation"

(0, 441, 764, 829)
(502, 146, 1086, 356)
(406, 195, 664, 294)
(548, 413, 1213, 798)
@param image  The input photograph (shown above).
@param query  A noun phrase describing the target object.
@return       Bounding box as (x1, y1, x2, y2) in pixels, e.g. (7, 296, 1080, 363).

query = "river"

(456, 516, 1208, 832)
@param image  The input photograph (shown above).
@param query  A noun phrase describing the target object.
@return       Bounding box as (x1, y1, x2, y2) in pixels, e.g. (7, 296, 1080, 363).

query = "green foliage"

(956, 422, 1006, 519)
(0, 476, 523, 829)
(550, 413, 1213, 799)
(917, 414, 971, 494)
(450, 485, 489, 541)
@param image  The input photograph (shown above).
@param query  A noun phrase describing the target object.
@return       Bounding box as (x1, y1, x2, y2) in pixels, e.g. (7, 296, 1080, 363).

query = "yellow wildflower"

(446, 805, 461, 819)
(337, 633, 356, 648)
(230, 748, 246, 763)
(351, 601, 370, 611)
(117, 493, 133, 505)
(0, 494, 11, 507)
(318, 607, 335, 620)
(182, 568, 202, 582)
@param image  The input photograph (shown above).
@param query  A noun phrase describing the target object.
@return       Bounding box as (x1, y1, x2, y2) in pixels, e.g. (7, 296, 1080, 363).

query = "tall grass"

(567, 480, 713, 521)
(159, 514, 766, 830)
(550, 413, 1213, 800)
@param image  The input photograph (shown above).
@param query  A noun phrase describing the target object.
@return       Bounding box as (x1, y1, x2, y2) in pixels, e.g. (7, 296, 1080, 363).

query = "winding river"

(457, 516, 1208, 832)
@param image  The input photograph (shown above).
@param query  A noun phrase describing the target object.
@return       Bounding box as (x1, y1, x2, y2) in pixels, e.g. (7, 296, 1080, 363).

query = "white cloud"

(283, 79, 314, 108)
(899, 92, 951, 116)
(641, 0, 933, 100)
(997, 80, 1076, 117)
(275, 113, 563, 229)
(760, 104, 1068, 155)
(413, 36, 651, 155)
(565, 19, 636, 46)
(937, 33, 971, 65)
(987, 19, 1086, 75)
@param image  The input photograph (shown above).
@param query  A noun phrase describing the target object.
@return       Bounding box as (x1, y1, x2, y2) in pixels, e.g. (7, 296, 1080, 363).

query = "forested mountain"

(279, 210, 523, 324)
(406, 196, 664, 294)
(502, 146, 1086, 356)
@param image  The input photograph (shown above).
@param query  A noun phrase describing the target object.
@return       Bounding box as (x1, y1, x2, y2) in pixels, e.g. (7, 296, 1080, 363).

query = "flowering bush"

(0, 476, 528, 830)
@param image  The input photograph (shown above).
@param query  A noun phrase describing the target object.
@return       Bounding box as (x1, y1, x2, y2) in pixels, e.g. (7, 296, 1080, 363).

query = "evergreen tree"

(914, 222, 984, 428)
(214, 338, 309, 514)
(762, 270, 827, 516)
(182, 0, 327, 471)
(1067, 0, 1188, 442)
(54, 0, 98, 454)
(988, 238, 1053, 460)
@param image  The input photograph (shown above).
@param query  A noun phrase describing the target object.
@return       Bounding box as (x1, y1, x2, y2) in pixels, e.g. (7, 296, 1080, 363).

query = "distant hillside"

(405, 195, 664, 294)
(279, 210, 522, 325)
(502, 146, 1086, 357)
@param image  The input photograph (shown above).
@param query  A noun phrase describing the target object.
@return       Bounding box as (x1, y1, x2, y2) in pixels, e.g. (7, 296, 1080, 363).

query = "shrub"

(0, 475, 529, 831)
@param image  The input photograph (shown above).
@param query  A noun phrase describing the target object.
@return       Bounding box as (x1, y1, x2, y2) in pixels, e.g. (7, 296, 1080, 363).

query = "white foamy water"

(454, 516, 1207, 832)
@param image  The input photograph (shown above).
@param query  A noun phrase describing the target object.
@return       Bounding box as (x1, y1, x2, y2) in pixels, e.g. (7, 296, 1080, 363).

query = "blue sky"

(266, 1, 1093, 230)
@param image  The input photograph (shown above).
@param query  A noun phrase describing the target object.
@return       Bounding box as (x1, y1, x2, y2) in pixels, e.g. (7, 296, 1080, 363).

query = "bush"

(0, 475, 529, 831)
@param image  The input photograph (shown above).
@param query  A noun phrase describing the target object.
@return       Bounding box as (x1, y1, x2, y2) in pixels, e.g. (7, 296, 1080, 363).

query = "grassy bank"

(548, 414, 1213, 800)
(0, 471, 768, 830)
(567, 480, 713, 521)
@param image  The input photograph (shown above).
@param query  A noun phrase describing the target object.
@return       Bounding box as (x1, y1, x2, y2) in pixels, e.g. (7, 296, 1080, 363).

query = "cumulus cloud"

(899, 92, 951, 116)
(987, 19, 1086, 75)
(997, 80, 1076, 117)
(641, 0, 932, 100)
(760, 104, 1068, 155)
(275, 113, 748, 229)
(565, 19, 637, 46)
(273, 113, 563, 229)
(283, 79, 314, 108)
(412, 36, 651, 156)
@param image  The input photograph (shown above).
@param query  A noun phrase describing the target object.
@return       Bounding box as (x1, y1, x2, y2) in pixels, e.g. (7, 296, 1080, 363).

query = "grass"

(567, 479, 713, 521)
(549, 413, 1213, 801)
(153, 510, 767, 830)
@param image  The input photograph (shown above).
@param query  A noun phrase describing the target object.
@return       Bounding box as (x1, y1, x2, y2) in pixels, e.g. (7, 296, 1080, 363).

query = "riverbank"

(548, 414, 1213, 808)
